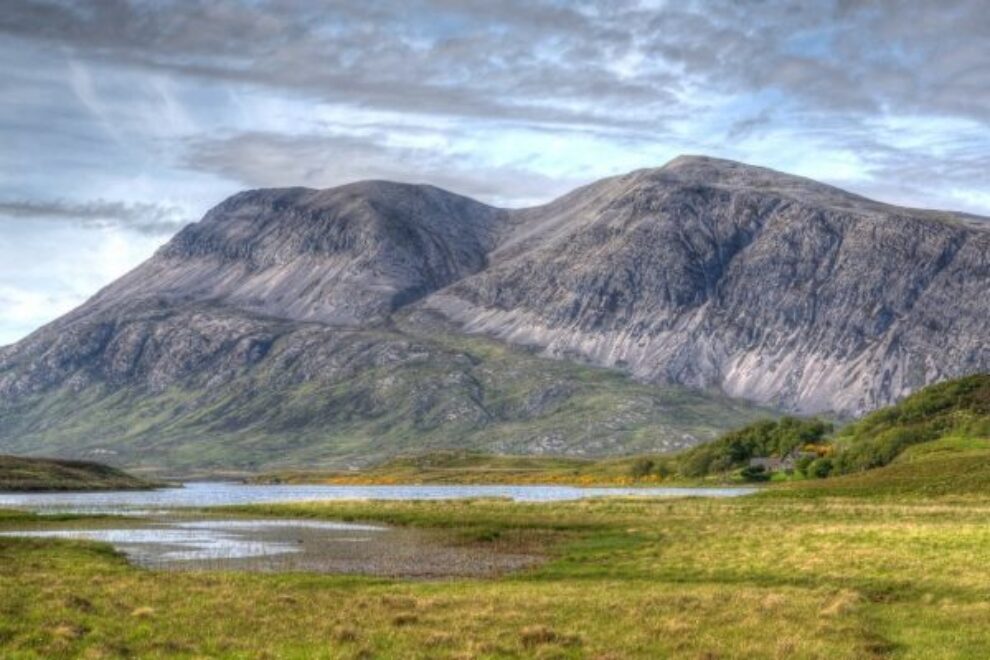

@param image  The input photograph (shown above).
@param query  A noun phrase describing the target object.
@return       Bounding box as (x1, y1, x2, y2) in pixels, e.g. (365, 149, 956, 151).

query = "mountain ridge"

(1, 155, 988, 470)
(425, 156, 990, 414)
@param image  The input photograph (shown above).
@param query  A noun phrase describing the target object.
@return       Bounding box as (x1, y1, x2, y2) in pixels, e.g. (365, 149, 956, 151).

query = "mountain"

(428, 156, 990, 413)
(83, 182, 507, 326)
(1, 156, 988, 472)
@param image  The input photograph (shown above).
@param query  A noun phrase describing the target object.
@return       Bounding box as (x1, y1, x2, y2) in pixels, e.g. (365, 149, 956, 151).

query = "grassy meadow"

(4, 437, 990, 658)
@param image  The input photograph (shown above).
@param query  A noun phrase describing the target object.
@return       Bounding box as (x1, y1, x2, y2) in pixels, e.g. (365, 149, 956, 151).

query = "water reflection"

(0, 516, 540, 576)
(0, 519, 385, 564)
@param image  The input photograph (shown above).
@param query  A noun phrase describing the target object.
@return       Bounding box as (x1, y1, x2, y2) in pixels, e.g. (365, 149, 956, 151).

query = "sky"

(1, 0, 989, 345)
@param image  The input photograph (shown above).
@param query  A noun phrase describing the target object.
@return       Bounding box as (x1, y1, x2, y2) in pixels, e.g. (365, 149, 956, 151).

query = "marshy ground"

(0, 514, 543, 577)
(1, 437, 989, 657)
(3, 475, 990, 658)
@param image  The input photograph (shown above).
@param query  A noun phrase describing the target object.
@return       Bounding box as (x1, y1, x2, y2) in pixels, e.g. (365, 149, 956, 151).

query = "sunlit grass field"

(3, 437, 990, 658)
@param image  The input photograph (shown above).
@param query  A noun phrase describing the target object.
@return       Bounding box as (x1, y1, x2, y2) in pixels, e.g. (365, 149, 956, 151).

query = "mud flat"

(0, 515, 542, 577)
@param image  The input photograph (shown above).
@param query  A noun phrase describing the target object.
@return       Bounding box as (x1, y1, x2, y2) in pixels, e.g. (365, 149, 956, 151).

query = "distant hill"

(0, 455, 157, 491)
(2, 156, 989, 472)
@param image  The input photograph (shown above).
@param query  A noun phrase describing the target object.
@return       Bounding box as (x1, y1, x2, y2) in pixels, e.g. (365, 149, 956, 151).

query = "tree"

(807, 457, 834, 479)
(739, 465, 770, 482)
(673, 416, 834, 477)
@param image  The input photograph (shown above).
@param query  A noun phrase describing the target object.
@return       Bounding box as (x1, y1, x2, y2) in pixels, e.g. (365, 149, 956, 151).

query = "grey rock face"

(0, 155, 988, 469)
(82, 182, 506, 326)
(426, 156, 990, 414)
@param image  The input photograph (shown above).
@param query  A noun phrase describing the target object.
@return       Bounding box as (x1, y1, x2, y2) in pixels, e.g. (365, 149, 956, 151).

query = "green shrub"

(654, 461, 673, 479)
(673, 416, 833, 477)
(807, 458, 833, 479)
(739, 465, 771, 482)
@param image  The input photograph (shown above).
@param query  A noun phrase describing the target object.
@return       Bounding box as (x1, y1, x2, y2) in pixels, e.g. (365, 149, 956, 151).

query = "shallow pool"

(0, 515, 541, 576)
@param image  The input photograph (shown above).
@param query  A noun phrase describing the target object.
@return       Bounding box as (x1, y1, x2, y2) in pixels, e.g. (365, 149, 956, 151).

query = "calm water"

(0, 481, 757, 514)
(0, 514, 544, 576)
(0, 518, 385, 564)
(0, 482, 756, 574)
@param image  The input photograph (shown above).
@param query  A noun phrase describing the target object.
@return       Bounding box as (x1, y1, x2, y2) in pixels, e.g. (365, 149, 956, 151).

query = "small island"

(0, 455, 159, 492)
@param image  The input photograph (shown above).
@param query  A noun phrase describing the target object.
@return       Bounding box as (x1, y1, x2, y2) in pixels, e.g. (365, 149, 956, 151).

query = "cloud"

(183, 130, 587, 207)
(0, 218, 167, 346)
(4, 1, 989, 212)
(1, 0, 987, 133)
(0, 283, 82, 339)
(0, 0, 683, 133)
(2, 0, 990, 348)
(0, 199, 190, 235)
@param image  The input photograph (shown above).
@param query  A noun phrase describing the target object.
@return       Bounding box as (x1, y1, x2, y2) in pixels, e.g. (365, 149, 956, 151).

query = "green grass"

(4, 438, 990, 657)
(0, 455, 157, 492)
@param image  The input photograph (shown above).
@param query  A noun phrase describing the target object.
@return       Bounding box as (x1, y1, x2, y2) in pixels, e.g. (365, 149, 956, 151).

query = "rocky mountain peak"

(84, 179, 507, 325)
(613, 155, 876, 215)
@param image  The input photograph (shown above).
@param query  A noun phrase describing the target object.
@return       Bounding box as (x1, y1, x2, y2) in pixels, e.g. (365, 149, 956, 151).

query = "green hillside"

(0, 455, 157, 491)
(778, 435, 990, 499)
(603, 374, 990, 487)
(830, 373, 990, 472)
(0, 326, 771, 474)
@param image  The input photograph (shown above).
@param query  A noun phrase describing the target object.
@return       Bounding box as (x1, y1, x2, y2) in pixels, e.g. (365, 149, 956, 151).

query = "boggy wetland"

(0, 482, 752, 578)
(4, 468, 990, 658)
